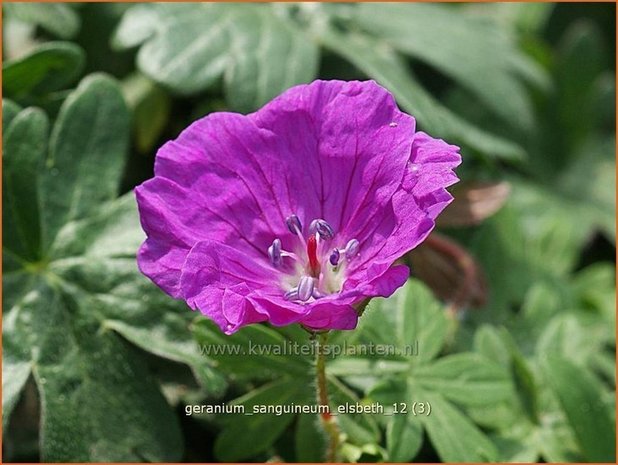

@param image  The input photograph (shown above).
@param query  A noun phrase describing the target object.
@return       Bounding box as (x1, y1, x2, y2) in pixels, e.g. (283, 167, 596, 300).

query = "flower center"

(267, 214, 360, 303)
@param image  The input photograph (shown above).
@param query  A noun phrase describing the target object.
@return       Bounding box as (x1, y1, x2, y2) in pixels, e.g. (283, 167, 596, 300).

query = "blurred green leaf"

(295, 412, 327, 462)
(351, 3, 538, 132)
(121, 73, 171, 154)
(421, 391, 497, 461)
(2, 99, 22, 135)
(2, 42, 85, 101)
(114, 3, 318, 111)
(542, 356, 616, 462)
(193, 319, 311, 379)
(385, 412, 423, 462)
(555, 21, 608, 152)
(3, 2, 80, 39)
(474, 325, 511, 366)
(358, 279, 448, 364)
(415, 353, 512, 407)
(328, 377, 380, 445)
(573, 263, 616, 323)
(320, 29, 526, 162)
(214, 378, 311, 461)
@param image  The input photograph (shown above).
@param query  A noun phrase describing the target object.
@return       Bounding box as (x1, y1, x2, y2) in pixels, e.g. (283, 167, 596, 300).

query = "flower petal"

(250, 80, 416, 235)
(180, 240, 309, 332)
(346, 131, 461, 282)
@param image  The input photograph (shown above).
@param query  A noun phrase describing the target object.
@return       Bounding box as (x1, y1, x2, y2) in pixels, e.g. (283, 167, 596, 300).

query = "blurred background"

(3, 2, 615, 463)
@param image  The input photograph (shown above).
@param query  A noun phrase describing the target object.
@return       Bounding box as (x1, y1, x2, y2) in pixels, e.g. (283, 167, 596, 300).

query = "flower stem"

(315, 331, 341, 462)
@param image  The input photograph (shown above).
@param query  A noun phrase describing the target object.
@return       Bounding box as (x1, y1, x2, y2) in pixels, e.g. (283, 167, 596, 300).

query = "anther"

(285, 214, 302, 234)
(268, 238, 282, 267)
(309, 219, 334, 240)
(344, 239, 360, 260)
(284, 288, 299, 301)
(298, 276, 315, 302)
(329, 249, 340, 266)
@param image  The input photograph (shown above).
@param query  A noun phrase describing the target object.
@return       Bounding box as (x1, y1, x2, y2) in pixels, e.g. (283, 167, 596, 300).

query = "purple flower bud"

(329, 249, 340, 266)
(285, 214, 302, 234)
(309, 219, 334, 240)
(344, 239, 359, 260)
(297, 276, 314, 302)
(268, 238, 282, 266)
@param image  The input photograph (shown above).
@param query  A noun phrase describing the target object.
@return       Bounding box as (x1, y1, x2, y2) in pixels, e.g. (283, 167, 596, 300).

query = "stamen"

(268, 238, 282, 267)
(312, 288, 325, 299)
(329, 249, 340, 266)
(309, 219, 334, 240)
(298, 276, 315, 301)
(344, 239, 360, 260)
(285, 214, 302, 234)
(284, 288, 299, 301)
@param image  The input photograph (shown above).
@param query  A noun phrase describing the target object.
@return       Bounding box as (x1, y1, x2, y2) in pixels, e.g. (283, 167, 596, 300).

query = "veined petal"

(250, 80, 416, 234)
(180, 241, 309, 332)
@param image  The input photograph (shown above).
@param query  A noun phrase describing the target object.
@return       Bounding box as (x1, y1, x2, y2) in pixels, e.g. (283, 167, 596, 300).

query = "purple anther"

(268, 238, 282, 267)
(309, 219, 334, 240)
(312, 288, 325, 299)
(285, 214, 302, 234)
(329, 249, 340, 266)
(344, 239, 360, 260)
(284, 288, 299, 301)
(297, 276, 315, 302)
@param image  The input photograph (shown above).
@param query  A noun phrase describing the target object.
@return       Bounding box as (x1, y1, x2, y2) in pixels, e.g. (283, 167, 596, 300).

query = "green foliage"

(113, 3, 318, 112)
(2, 75, 223, 461)
(3, 3, 81, 39)
(2, 2, 615, 463)
(3, 42, 85, 103)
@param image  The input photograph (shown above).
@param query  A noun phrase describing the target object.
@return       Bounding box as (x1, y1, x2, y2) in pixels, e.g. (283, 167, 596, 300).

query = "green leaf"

(46, 195, 226, 395)
(42, 73, 129, 251)
(10, 282, 183, 462)
(115, 4, 318, 111)
(222, 7, 318, 112)
(3, 107, 49, 261)
(573, 263, 616, 318)
(359, 279, 448, 364)
(328, 376, 380, 445)
(121, 73, 171, 153)
(555, 21, 607, 152)
(319, 29, 526, 162)
(2, 42, 85, 100)
(385, 413, 423, 462)
(2, 74, 209, 461)
(214, 379, 311, 461)
(295, 412, 327, 462)
(3, 3, 80, 39)
(415, 353, 512, 406)
(554, 136, 616, 242)
(473, 325, 510, 366)
(193, 319, 311, 379)
(421, 391, 497, 462)
(111, 3, 195, 50)
(2, 99, 22, 134)
(352, 3, 536, 132)
(542, 356, 616, 462)
(2, 306, 33, 429)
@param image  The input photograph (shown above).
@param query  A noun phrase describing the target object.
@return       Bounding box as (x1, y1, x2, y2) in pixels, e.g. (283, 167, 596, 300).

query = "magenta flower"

(136, 80, 461, 334)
